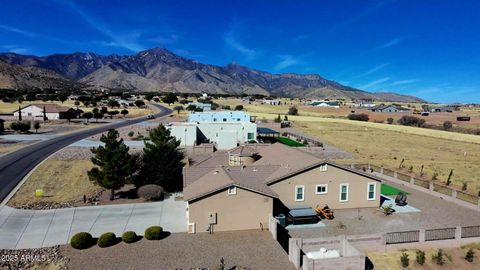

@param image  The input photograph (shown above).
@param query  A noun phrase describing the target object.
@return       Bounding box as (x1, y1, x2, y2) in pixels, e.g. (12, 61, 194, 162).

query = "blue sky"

(1, 0, 479, 103)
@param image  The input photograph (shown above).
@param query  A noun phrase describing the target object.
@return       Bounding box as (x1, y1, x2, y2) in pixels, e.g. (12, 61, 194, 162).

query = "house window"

(223, 118, 227, 122)
(237, 118, 241, 121)
(213, 118, 217, 122)
(339, 184, 349, 202)
(247, 132, 254, 140)
(295, 185, 305, 201)
(315, 184, 328, 194)
(367, 183, 376, 200)
(319, 164, 328, 172)
(227, 186, 237, 195)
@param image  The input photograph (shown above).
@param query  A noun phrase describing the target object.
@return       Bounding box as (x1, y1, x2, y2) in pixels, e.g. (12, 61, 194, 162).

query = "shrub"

(432, 249, 445, 265)
(465, 248, 475, 262)
(137, 184, 164, 201)
(70, 232, 93, 249)
(400, 252, 409, 268)
(274, 114, 281, 123)
(462, 182, 468, 191)
(287, 106, 298, 116)
(347, 113, 369, 121)
(416, 250, 426, 265)
(234, 105, 244, 111)
(443, 121, 453, 130)
(128, 131, 134, 137)
(10, 121, 31, 133)
(221, 105, 231, 110)
(387, 117, 394, 124)
(398, 115, 425, 127)
(97, 232, 117, 248)
(144, 226, 163, 240)
(122, 231, 138, 244)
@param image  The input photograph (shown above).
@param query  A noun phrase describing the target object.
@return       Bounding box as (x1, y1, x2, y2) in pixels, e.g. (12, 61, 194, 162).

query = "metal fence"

(457, 191, 478, 204)
(396, 172, 411, 182)
(433, 184, 453, 196)
(413, 178, 430, 189)
(425, 228, 456, 241)
(461, 226, 480, 238)
(386, 230, 420, 244)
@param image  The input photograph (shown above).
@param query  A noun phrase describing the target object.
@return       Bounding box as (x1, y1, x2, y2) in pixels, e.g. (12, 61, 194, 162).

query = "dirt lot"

(8, 158, 97, 207)
(296, 121, 480, 192)
(216, 98, 480, 133)
(368, 245, 480, 270)
(61, 230, 295, 270)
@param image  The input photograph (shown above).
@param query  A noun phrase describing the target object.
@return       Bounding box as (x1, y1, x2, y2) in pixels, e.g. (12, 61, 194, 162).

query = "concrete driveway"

(0, 196, 187, 249)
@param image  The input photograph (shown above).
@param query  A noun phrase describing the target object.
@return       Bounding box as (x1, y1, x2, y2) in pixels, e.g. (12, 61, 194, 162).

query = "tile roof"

(183, 143, 382, 201)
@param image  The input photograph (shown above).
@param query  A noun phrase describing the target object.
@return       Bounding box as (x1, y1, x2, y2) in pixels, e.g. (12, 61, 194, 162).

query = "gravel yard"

(61, 230, 295, 270)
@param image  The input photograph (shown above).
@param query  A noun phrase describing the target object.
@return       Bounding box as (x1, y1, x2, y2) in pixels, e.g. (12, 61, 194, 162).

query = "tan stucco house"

(183, 143, 382, 233)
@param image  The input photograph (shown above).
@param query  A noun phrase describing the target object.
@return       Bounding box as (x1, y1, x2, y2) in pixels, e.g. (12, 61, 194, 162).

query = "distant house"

(262, 99, 281, 105)
(13, 104, 76, 120)
(353, 102, 376, 108)
(430, 106, 455, 113)
(310, 101, 340, 108)
(187, 102, 212, 111)
(188, 111, 253, 123)
(370, 105, 410, 113)
(184, 143, 382, 233)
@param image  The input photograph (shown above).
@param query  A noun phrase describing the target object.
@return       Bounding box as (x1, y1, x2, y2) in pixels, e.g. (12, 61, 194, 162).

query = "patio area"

(289, 180, 480, 239)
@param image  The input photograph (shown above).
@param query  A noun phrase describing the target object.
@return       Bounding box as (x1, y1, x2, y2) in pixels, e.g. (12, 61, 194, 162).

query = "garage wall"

(188, 187, 273, 232)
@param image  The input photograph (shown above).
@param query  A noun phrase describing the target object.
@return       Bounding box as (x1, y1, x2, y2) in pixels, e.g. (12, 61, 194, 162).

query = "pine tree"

(88, 129, 138, 200)
(136, 124, 184, 192)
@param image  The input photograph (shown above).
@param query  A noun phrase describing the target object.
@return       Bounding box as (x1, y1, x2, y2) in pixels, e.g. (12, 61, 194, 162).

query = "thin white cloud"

(330, 0, 397, 32)
(274, 55, 302, 71)
(0, 24, 37, 38)
(391, 79, 418, 86)
(360, 77, 391, 89)
(377, 37, 404, 50)
(61, 0, 144, 52)
(224, 24, 258, 61)
(358, 63, 389, 77)
(150, 34, 180, 45)
(1, 45, 30, 54)
(291, 34, 310, 43)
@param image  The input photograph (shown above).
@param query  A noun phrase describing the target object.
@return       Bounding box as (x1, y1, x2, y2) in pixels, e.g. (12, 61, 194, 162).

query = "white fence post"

(455, 226, 462, 240)
(419, 229, 426, 242)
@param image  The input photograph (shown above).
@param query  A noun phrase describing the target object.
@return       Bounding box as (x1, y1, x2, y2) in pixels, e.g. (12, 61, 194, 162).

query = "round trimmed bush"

(144, 226, 163, 240)
(137, 184, 164, 201)
(70, 232, 93, 249)
(122, 231, 138, 244)
(97, 232, 117, 248)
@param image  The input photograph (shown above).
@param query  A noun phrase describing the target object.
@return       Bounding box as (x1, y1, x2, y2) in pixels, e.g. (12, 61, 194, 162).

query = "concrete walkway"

(0, 197, 187, 249)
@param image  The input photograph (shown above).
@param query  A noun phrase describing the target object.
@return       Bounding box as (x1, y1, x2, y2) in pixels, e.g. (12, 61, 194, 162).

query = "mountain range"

(0, 48, 424, 102)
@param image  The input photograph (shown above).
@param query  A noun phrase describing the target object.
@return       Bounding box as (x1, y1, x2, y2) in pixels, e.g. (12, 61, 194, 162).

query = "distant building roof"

(13, 104, 72, 113)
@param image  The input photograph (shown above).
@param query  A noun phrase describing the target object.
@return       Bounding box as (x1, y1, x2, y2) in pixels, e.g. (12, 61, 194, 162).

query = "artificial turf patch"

(276, 137, 305, 147)
(381, 183, 411, 196)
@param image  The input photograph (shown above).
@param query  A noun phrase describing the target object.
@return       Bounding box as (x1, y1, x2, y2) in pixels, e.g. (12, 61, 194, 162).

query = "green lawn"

(381, 183, 411, 196)
(276, 137, 305, 147)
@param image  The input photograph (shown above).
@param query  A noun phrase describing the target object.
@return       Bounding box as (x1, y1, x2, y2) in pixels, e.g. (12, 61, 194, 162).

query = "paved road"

(0, 104, 172, 203)
(0, 196, 187, 249)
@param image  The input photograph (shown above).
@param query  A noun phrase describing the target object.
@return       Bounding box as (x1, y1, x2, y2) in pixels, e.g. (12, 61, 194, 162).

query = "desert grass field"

(215, 98, 480, 192)
(8, 158, 96, 206)
(216, 98, 480, 129)
(367, 245, 480, 270)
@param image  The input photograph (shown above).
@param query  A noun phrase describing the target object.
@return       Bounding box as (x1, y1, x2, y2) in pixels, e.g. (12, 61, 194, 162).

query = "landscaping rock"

(0, 245, 69, 270)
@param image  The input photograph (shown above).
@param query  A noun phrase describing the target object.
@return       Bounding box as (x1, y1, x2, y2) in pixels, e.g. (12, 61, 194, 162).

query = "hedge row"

(70, 226, 164, 249)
